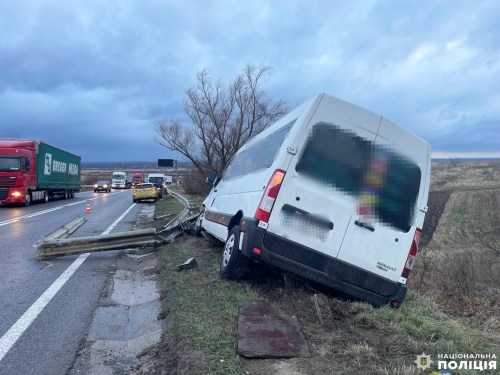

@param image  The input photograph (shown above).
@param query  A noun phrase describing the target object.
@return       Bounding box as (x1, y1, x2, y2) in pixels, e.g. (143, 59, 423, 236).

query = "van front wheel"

(220, 225, 248, 280)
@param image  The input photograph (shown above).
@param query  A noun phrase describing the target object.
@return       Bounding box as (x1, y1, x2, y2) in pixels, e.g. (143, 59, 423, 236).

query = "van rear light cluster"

(254, 169, 285, 223)
(401, 228, 421, 279)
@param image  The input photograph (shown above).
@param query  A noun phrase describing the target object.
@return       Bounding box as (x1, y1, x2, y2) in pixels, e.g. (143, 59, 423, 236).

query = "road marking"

(102, 203, 136, 235)
(0, 219, 19, 227)
(0, 194, 126, 226)
(0, 203, 137, 363)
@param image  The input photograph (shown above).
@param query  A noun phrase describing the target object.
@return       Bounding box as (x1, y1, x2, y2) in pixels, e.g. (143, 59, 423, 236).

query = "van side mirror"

(206, 170, 217, 185)
(23, 158, 31, 172)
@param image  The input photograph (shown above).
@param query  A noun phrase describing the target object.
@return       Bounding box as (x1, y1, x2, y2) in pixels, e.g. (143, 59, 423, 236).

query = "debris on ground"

(176, 257, 197, 271)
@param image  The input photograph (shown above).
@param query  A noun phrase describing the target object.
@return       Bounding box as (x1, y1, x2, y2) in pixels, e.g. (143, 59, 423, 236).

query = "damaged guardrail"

(37, 228, 161, 260)
(34, 216, 87, 247)
(36, 191, 201, 260)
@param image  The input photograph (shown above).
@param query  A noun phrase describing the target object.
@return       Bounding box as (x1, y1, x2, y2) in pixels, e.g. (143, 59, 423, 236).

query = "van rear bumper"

(240, 218, 407, 307)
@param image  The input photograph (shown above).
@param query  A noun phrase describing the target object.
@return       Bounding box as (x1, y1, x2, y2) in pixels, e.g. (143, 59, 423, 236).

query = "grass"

(158, 239, 261, 375)
(353, 293, 499, 353)
(157, 235, 500, 374)
(154, 193, 186, 217)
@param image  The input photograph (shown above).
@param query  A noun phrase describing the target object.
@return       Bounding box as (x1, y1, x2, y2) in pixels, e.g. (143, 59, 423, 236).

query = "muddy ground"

(419, 191, 451, 248)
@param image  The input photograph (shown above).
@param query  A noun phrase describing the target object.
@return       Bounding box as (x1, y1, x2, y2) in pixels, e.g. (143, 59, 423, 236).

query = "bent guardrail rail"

(34, 216, 87, 247)
(37, 228, 161, 260)
(37, 190, 200, 260)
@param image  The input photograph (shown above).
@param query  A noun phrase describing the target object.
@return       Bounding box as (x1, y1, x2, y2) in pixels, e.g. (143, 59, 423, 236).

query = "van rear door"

(266, 97, 381, 265)
(337, 117, 430, 283)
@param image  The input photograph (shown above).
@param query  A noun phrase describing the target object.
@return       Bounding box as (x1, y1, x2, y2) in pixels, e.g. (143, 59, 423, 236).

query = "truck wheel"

(44, 191, 49, 203)
(24, 192, 31, 207)
(69, 190, 73, 199)
(220, 225, 248, 280)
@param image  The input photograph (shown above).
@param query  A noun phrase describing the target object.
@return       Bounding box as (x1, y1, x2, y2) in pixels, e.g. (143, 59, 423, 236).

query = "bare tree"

(153, 64, 288, 177)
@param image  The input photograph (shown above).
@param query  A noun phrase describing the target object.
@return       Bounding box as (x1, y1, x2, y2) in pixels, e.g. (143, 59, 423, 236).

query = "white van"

(148, 173, 166, 185)
(201, 93, 430, 307)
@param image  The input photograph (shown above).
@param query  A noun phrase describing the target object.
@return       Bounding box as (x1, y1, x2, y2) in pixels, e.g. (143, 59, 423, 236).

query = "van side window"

(296, 122, 421, 232)
(223, 120, 295, 180)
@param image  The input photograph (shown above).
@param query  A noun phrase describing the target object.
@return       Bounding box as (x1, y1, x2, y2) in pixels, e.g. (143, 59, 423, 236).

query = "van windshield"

(296, 122, 421, 232)
(148, 177, 164, 183)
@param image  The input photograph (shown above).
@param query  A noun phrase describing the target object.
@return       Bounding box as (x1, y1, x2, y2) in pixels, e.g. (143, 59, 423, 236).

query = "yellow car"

(132, 183, 159, 203)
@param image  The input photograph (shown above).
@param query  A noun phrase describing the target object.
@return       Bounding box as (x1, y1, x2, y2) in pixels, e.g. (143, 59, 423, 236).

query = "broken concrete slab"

(111, 270, 159, 306)
(88, 300, 162, 342)
(238, 302, 311, 358)
(89, 329, 162, 374)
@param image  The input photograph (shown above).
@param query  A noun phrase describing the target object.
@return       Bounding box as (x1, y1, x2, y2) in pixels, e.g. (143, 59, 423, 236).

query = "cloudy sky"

(1, 0, 499, 162)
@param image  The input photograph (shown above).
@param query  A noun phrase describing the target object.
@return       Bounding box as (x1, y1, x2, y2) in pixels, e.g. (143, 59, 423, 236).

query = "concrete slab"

(111, 269, 159, 306)
(89, 329, 162, 374)
(88, 300, 162, 342)
(138, 255, 157, 272)
(238, 302, 311, 358)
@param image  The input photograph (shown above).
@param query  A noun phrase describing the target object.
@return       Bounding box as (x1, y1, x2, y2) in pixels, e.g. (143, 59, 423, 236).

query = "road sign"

(158, 159, 175, 167)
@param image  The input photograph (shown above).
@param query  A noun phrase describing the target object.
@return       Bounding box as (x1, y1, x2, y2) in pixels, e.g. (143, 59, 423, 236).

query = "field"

(99, 162, 500, 374)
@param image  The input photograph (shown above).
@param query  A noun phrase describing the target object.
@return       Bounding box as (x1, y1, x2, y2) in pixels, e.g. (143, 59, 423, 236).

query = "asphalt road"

(0, 188, 146, 375)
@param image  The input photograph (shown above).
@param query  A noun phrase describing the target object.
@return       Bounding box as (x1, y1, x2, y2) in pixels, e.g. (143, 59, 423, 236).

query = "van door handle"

(354, 220, 375, 232)
(214, 189, 217, 192)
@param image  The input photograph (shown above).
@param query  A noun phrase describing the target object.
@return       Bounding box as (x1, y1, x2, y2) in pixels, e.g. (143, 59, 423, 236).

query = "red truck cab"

(0, 139, 81, 206)
(132, 173, 145, 187)
(0, 140, 36, 205)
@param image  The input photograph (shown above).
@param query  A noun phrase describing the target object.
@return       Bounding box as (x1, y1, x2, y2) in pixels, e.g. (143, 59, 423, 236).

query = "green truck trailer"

(0, 139, 81, 206)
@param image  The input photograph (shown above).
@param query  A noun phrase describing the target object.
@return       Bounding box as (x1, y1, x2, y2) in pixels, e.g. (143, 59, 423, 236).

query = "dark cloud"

(1, 0, 499, 161)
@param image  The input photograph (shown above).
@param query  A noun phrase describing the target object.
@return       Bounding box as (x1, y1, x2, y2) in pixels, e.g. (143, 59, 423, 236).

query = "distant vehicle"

(164, 175, 173, 185)
(132, 183, 159, 203)
(0, 139, 81, 206)
(94, 180, 111, 193)
(132, 173, 145, 186)
(147, 173, 168, 192)
(111, 171, 133, 189)
(201, 93, 431, 308)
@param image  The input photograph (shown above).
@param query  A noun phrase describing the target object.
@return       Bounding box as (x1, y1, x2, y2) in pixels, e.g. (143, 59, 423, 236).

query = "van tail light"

(254, 169, 286, 223)
(401, 228, 422, 279)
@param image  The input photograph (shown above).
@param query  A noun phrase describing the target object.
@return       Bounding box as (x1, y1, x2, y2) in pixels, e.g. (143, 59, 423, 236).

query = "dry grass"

(430, 161, 500, 192)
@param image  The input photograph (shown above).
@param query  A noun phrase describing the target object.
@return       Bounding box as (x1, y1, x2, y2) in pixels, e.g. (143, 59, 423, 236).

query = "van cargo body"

(201, 94, 431, 307)
(0, 139, 81, 206)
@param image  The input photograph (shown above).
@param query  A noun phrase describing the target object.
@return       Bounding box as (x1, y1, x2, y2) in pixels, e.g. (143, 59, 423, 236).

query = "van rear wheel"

(220, 225, 248, 280)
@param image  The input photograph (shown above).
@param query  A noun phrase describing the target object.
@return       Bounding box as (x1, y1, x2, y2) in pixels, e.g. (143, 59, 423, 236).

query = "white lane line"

(102, 203, 136, 235)
(0, 254, 89, 362)
(0, 219, 19, 227)
(0, 195, 117, 227)
(0, 203, 137, 363)
(24, 207, 63, 218)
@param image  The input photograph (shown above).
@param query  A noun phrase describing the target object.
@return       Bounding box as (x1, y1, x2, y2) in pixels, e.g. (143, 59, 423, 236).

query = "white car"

(201, 93, 431, 308)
